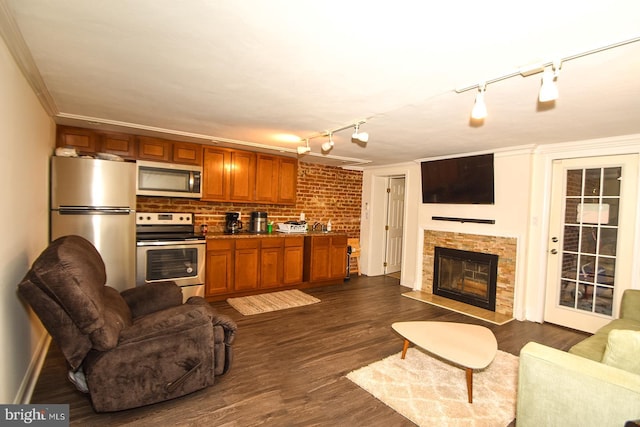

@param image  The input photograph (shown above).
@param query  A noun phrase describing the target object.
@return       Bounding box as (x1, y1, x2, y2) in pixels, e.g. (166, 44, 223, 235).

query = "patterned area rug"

(347, 348, 519, 427)
(227, 289, 320, 315)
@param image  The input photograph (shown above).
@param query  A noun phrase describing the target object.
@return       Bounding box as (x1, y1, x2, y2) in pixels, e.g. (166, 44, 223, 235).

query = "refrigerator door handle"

(57, 207, 133, 215)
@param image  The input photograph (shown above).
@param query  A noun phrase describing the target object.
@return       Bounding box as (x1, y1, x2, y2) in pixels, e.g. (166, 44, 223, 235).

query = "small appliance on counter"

(249, 211, 268, 233)
(224, 212, 243, 234)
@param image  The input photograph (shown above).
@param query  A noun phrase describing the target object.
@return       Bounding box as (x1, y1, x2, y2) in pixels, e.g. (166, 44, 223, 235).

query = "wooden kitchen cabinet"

(277, 157, 298, 204)
(229, 150, 256, 201)
(172, 141, 202, 165)
(201, 147, 230, 200)
(254, 154, 279, 203)
(100, 132, 136, 159)
(201, 147, 256, 202)
(255, 154, 298, 205)
(259, 236, 303, 288)
(234, 238, 260, 291)
(260, 238, 284, 288)
(205, 239, 234, 297)
(56, 126, 98, 154)
(137, 136, 171, 162)
(283, 236, 304, 285)
(304, 235, 347, 283)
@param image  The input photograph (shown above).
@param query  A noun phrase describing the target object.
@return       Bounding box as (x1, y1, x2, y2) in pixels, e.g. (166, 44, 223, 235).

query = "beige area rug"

(347, 347, 519, 427)
(226, 289, 320, 315)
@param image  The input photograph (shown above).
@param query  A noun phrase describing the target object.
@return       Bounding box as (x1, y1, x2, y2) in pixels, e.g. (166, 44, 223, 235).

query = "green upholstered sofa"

(516, 289, 640, 427)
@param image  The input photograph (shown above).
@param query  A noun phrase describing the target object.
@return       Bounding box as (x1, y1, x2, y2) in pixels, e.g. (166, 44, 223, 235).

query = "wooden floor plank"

(30, 275, 588, 426)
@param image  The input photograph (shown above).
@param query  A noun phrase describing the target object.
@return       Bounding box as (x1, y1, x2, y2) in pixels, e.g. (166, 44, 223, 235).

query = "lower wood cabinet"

(234, 238, 260, 291)
(283, 237, 304, 284)
(205, 239, 234, 297)
(205, 236, 306, 298)
(303, 235, 348, 283)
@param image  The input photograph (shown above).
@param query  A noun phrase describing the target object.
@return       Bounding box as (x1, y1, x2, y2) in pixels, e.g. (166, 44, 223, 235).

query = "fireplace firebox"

(433, 246, 498, 311)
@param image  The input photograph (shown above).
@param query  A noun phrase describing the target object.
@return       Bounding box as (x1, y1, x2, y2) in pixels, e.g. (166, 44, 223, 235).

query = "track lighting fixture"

(321, 133, 334, 152)
(351, 123, 369, 143)
(454, 37, 640, 124)
(296, 138, 311, 155)
(538, 59, 561, 103)
(299, 120, 368, 154)
(470, 83, 487, 120)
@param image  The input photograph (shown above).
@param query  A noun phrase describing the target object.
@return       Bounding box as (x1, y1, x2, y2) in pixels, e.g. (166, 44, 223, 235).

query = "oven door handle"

(136, 240, 206, 247)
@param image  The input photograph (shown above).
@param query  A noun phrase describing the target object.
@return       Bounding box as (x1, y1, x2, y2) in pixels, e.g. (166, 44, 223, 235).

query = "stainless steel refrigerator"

(51, 156, 136, 292)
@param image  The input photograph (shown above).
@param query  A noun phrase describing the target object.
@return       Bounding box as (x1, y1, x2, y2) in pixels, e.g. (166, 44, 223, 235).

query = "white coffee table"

(391, 321, 497, 403)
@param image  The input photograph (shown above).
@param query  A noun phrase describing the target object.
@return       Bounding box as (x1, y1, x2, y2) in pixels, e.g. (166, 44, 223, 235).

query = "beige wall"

(0, 35, 55, 403)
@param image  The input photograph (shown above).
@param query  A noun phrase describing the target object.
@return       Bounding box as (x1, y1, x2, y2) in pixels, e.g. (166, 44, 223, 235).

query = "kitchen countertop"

(206, 231, 347, 239)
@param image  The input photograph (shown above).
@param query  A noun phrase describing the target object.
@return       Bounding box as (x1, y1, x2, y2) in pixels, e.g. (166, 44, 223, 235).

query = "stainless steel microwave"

(136, 160, 202, 198)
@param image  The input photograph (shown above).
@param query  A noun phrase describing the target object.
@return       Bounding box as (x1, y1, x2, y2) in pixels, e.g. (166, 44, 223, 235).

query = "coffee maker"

(224, 212, 243, 234)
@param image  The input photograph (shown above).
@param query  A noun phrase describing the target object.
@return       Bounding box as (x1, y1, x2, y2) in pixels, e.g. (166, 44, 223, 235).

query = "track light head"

(539, 60, 561, 103)
(321, 133, 334, 152)
(297, 138, 311, 155)
(471, 84, 487, 120)
(351, 123, 369, 143)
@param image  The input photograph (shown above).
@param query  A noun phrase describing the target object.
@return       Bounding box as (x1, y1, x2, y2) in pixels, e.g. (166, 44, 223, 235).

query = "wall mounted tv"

(421, 153, 495, 204)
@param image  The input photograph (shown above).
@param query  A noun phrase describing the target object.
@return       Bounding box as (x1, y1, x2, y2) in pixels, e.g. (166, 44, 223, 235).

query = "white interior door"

(384, 177, 405, 274)
(544, 154, 638, 333)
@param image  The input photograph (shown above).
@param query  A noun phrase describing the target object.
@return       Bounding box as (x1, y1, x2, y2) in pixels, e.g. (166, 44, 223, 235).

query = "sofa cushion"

(568, 318, 640, 362)
(602, 329, 640, 374)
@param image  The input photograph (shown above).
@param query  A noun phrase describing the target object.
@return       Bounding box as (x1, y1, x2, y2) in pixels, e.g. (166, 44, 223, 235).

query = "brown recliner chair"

(18, 235, 237, 412)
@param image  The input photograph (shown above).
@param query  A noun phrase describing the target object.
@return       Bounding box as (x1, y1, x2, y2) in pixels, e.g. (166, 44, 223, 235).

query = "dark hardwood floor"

(30, 275, 588, 426)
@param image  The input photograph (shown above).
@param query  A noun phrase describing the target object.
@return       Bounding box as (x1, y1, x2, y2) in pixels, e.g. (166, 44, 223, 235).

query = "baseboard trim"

(15, 334, 51, 404)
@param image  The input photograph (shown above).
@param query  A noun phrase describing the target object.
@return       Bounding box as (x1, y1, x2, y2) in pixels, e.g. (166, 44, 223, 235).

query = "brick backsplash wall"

(136, 161, 363, 238)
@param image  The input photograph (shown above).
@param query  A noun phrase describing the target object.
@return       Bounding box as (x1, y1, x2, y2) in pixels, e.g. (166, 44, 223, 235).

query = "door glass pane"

(560, 167, 617, 316)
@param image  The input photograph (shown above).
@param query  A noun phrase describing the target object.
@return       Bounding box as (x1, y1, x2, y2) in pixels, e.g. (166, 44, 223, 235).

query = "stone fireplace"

(433, 246, 498, 311)
(423, 230, 517, 317)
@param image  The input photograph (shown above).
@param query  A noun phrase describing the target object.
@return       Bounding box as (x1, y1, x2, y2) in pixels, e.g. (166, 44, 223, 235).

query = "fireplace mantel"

(423, 230, 517, 317)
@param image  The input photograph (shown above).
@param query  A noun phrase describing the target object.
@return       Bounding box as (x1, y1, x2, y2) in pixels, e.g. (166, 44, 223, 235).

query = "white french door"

(384, 176, 405, 274)
(544, 154, 638, 333)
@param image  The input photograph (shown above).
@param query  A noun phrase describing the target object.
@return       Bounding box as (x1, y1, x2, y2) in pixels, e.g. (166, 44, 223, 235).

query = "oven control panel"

(136, 212, 193, 225)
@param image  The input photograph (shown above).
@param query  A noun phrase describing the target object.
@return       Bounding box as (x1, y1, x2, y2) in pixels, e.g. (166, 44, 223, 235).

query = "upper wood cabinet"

(255, 154, 298, 205)
(137, 136, 171, 162)
(137, 136, 202, 165)
(100, 132, 136, 159)
(229, 150, 256, 201)
(201, 147, 256, 202)
(201, 147, 230, 201)
(56, 126, 98, 154)
(173, 141, 202, 165)
(255, 154, 279, 203)
(278, 157, 298, 205)
(57, 126, 137, 160)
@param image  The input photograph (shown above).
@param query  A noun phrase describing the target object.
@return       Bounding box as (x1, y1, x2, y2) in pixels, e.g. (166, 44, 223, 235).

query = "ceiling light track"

(297, 119, 368, 156)
(455, 36, 640, 94)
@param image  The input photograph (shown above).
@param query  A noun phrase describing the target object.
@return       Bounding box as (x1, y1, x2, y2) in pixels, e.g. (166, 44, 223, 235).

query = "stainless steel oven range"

(136, 212, 206, 301)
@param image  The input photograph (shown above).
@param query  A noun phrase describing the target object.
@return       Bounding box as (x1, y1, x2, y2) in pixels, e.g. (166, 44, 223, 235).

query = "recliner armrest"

(120, 282, 182, 319)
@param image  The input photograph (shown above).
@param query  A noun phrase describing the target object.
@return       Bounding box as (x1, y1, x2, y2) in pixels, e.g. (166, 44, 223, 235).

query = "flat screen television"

(421, 153, 495, 204)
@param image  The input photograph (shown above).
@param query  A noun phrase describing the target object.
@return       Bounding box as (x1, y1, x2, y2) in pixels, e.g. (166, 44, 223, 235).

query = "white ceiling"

(2, 1, 640, 167)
